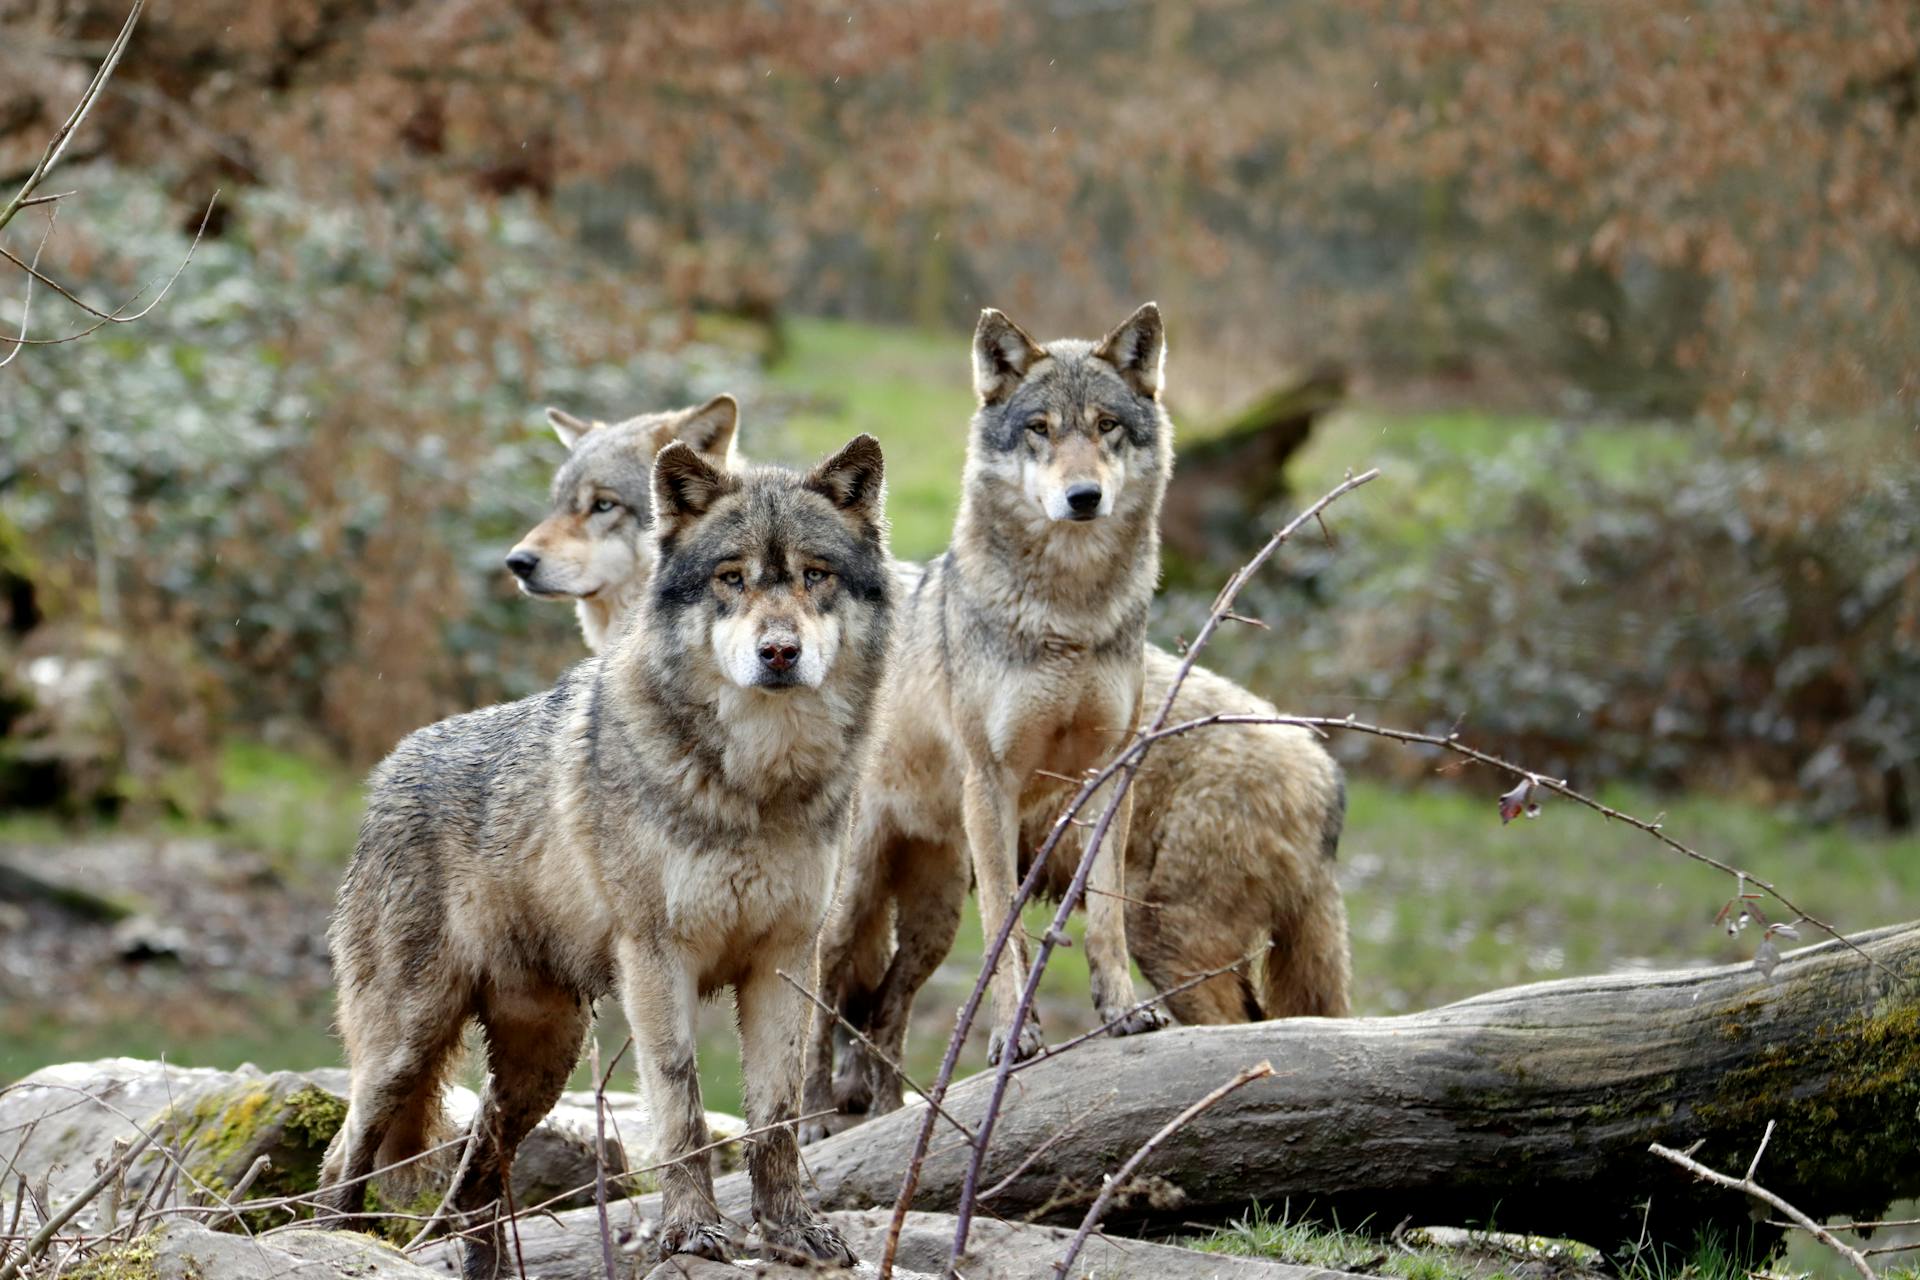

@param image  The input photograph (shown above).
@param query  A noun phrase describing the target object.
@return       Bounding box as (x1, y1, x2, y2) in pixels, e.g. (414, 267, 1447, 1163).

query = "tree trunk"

(459, 924, 1920, 1268)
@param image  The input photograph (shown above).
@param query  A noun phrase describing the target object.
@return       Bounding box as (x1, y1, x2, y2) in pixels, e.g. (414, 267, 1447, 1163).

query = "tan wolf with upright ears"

(505, 395, 740, 651)
(318, 436, 892, 1275)
(817, 303, 1176, 1075)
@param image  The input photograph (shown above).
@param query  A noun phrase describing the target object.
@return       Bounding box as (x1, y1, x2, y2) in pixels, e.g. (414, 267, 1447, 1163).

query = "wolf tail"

(1255, 766, 1353, 1019)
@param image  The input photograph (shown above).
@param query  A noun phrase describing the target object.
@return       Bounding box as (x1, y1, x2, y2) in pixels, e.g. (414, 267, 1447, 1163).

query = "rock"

(115, 1218, 444, 1280)
(639, 1260, 928, 1279)
(828, 1210, 1355, 1280)
(0, 1059, 748, 1235)
(0, 1059, 345, 1229)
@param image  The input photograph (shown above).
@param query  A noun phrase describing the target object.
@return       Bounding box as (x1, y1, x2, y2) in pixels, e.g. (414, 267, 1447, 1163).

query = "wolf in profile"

(318, 435, 891, 1273)
(506, 395, 740, 651)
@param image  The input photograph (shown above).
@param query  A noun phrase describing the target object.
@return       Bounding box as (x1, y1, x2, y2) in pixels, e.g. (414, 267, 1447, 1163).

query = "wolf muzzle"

(1064, 483, 1103, 520)
(755, 624, 803, 687)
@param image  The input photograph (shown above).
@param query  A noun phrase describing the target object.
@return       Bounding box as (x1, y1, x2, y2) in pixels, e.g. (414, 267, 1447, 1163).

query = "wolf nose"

(1065, 484, 1103, 516)
(759, 641, 801, 672)
(505, 550, 541, 580)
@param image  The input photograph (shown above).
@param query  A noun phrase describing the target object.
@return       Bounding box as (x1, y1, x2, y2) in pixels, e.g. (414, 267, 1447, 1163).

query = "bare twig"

(0, 0, 142, 237)
(590, 1036, 616, 1280)
(0, 1127, 153, 1280)
(207, 1155, 271, 1231)
(978, 1092, 1115, 1204)
(1052, 1062, 1274, 1278)
(0, 209, 56, 369)
(1650, 1122, 1875, 1280)
(0, 193, 217, 344)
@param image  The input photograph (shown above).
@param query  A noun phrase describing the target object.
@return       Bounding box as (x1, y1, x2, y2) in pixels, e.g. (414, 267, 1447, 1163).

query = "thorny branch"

(1651, 1121, 1877, 1280)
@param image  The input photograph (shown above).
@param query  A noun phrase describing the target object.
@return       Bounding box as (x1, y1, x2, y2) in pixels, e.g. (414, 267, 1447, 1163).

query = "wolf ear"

(805, 434, 886, 531)
(546, 407, 599, 451)
(973, 309, 1046, 406)
(1092, 302, 1166, 399)
(651, 441, 735, 536)
(675, 394, 739, 464)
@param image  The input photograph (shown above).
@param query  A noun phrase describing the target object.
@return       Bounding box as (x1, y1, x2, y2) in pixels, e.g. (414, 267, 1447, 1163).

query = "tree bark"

(464, 924, 1920, 1267)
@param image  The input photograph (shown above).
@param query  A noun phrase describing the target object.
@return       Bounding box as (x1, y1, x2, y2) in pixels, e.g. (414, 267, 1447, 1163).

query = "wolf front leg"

(737, 942, 857, 1266)
(1081, 780, 1164, 1035)
(961, 763, 1045, 1066)
(616, 940, 733, 1263)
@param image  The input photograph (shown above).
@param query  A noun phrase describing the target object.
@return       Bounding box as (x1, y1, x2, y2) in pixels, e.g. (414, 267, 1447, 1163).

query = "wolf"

(317, 435, 891, 1275)
(808, 302, 1178, 1082)
(505, 395, 740, 652)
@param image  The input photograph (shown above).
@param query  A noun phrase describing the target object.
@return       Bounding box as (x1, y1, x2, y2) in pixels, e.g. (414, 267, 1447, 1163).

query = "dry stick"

(400, 1113, 484, 1251)
(207, 1155, 272, 1232)
(1650, 1122, 1875, 1280)
(0, 0, 141, 236)
(776, 970, 976, 1141)
(978, 1092, 1116, 1205)
(941, 470, 1383, 1276)
(1052, 1062, 1275, 1279)
(0, 207, 56, 369)
(0, 193, 217, 343)
(0, 1127, 154, 1280)
(590, 1036, 617, 1280)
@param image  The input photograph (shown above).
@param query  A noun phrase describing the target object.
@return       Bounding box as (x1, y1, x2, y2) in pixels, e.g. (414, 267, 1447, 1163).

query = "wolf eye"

(803, 567, 832, 587)
(717, 569, 744, 588)
(1025, 417, 1049, 436)
(591, 497, 619, 514)
(1097, 416, 1122, 434)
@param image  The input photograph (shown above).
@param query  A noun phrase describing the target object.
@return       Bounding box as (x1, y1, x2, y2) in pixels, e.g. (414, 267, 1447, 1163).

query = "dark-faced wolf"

(318, 435, 892, 1274)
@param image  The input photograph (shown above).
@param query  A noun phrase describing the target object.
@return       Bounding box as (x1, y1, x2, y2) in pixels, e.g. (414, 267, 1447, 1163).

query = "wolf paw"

(761, 1216, 858, 1268)
(985, 1018, 1045, 1067)
(656, 1217, 735, 1263)
(1101, 1001, 1169, 1037)
(797, 1116, 833, 1146)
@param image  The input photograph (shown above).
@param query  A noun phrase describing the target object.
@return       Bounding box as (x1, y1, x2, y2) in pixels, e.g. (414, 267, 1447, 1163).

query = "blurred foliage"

(4, 1, 1916, 417)
(3, 169, 754, 791)
(1201, 420, 1920, 826)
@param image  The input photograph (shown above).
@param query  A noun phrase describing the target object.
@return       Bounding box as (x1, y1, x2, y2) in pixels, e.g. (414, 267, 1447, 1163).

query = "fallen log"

(454, 922, 1919, 1268)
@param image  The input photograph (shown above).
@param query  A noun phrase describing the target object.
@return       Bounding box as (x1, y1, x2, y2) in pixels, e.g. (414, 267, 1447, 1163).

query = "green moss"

(163, 1080, 351, 1232)
(64, 1236, 158, 1280)
(284, 1086, 347, 1149)
(1694, 1003, 1920, 1206)
(363, 1183, 445, 1245)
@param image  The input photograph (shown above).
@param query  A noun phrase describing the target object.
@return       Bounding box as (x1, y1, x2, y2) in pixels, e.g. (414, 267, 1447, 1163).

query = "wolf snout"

(505, 549, 541, 581)
(759, 638, 802, 673)
(1065, 483, 1103, 519)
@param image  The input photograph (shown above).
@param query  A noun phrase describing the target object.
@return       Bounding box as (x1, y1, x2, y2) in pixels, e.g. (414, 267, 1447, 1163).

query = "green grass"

(1286, 406, 1698, 563)
(0, 739, 365, 876)
(1187, 1199, 1604, 1280)
(758, 316, 977, 561)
